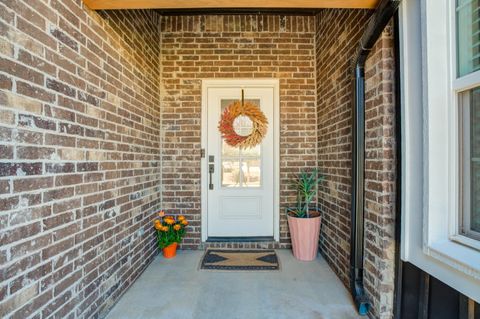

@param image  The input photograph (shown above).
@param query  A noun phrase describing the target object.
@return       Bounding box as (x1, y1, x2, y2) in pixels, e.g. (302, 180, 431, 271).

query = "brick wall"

(0, 1, 161, 318)
(0, 4, 398, 318)
(363, 22, 396, 319)
(316, 10, 397, 319)
(159, 15, 317, 249)
(315, 9, 371, 286)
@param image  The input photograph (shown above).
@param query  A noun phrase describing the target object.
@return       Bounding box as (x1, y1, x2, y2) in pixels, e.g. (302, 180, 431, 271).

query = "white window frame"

(400, 0, 480, 303)
(422, 0, 480, 279)
(452, 0, 480, 244)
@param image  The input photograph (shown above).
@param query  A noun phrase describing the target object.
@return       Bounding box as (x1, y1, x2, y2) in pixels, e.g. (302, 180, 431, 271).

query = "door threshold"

(206, 236, 274, 242)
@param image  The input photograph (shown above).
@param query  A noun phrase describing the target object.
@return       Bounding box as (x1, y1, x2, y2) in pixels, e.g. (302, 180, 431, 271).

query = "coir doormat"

(200, 249, 279, 271)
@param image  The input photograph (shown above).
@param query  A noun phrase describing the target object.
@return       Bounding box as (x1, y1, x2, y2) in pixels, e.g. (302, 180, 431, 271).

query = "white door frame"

(201, 79, 280, 242)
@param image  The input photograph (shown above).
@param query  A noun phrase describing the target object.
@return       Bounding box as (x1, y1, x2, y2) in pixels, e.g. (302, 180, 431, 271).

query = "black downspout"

(392, 12, 403, 319)
(350, 0, 401, 315)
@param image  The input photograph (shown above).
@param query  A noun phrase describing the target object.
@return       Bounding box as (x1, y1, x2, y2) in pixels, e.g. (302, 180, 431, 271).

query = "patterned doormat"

(200, 249, 280, 271)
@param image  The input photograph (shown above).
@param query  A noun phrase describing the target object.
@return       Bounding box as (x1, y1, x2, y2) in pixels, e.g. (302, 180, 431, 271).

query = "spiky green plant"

(289, 168, 324, 218)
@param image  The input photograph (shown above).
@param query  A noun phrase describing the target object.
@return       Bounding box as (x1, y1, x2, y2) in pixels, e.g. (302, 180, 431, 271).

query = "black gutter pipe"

(392, 12, 403, 319)
(350, 0, 401, 315)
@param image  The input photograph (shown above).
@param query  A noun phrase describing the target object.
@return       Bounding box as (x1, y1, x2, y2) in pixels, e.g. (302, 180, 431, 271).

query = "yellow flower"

(164, 218, 175, 225)
(178, 215, 185, 221)
(158, 210, 165, 217)
(154, 223, 162, 230)
(173, 224, 181, 231)
(181, 220, 188, 226)
(161, 226, 169, 232)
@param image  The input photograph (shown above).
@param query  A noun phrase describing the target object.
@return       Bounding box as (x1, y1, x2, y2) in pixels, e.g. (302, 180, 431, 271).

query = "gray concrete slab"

(106, 249, 362, 319)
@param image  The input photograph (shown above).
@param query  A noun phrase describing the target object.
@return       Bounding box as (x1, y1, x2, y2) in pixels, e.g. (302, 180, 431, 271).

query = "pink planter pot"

(287, 214, 322, 261)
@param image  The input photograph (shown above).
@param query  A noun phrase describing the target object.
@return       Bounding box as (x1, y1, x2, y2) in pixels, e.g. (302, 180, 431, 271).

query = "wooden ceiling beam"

(83, 0, 378, 10)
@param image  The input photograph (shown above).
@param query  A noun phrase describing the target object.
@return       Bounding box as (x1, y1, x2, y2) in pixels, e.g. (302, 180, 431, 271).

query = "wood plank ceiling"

(83, 0, 378, 10)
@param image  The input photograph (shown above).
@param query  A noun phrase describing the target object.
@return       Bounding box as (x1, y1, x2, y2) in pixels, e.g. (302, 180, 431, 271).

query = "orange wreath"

(218, 101, 268, 149)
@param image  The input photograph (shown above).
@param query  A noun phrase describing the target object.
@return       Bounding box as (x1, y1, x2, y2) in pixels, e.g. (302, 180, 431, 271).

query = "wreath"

(218, 101, 268, 149)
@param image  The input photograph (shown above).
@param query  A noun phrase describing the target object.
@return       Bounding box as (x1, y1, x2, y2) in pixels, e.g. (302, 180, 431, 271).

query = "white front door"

(203, 81, 278, 238)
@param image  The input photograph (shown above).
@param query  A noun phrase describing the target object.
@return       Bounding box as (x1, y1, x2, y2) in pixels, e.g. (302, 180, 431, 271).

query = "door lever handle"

(209, 164, 214, 190)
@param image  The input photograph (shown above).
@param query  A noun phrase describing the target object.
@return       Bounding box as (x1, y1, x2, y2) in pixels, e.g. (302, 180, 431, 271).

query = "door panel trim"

(201, 79, 280, 242)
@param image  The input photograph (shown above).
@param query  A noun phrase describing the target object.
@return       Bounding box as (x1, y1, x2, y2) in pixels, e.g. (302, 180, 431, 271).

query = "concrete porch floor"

(106, 249, 361, 319)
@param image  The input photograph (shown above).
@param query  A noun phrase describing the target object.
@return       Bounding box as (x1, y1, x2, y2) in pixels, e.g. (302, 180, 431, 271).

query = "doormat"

(199, 249, 279, 271)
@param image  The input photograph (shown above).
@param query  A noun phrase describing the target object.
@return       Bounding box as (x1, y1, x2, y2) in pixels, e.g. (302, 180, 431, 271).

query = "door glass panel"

(233, 115, 254, 136)
(220, 98, 262, 188)
(242, 144, 261, 157)
(222, 140, 239, 157)
(242, 159, 261, 187)
(222, 160, 240, 187)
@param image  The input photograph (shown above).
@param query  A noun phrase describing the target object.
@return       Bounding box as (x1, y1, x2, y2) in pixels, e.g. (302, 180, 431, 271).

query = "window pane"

(472, 161, 480, 232)
(222, 140, 239, 157)
(470, 88, 480, 232)
(242, 158, 261, 187)
(457, 0, 480, 77)
(220, 97, 262, 188)
(242, 144, 261, 157)
(222, 160, 240, 187)
(233, 115, 254, 136)
(462, 87, 480, 238)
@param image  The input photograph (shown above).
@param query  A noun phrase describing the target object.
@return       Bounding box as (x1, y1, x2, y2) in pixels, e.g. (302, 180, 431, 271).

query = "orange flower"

(181, 220, 188, 226)
(173, 224, 181, 231)
(164, 217, 175, 225)
(161, 226, 169, 232)
(178, 215, 185, 221)
(158, 210, 165, 217)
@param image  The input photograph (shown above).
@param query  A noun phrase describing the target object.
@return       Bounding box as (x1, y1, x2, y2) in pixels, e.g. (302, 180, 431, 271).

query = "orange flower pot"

(162, 242, 178, 258)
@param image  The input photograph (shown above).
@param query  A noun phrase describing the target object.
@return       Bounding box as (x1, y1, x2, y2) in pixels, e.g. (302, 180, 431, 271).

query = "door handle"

(209, 164, 214, 190)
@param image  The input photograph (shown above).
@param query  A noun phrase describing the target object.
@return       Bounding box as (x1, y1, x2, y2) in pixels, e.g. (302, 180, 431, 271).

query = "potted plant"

(287, 169, 324, 261)
(153, 211, 189, 258)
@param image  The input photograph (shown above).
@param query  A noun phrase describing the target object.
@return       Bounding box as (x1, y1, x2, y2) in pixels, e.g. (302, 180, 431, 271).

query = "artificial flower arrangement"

(153, 210, 189, 258)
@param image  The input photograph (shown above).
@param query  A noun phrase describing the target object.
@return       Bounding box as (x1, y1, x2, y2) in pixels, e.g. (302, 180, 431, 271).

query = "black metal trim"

(418, 272, 430, 319)
(206, 236, 274, 242)
(459, 294, 469, 319)
(350, 0, 401, 315)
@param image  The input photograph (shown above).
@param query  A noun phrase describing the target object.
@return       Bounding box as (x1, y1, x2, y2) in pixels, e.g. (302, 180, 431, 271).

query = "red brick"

(13, 177, 53, 192)
(0, 222, 41, 245)
(0, 162, 43, 176)
(16, 81, 56, 103)
(0, 58, 44, 85)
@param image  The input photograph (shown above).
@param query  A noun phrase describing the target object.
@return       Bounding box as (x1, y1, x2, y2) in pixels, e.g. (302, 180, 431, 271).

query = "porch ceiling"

(83, 0, 378, 10)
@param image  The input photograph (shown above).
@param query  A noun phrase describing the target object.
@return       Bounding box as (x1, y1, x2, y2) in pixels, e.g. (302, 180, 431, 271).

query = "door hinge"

(201, 148, 205, 158)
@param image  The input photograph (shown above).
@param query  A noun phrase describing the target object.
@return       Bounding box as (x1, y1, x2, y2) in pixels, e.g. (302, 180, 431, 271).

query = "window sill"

(451, 235, 480, 252)
(427, 240, 480, 280)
